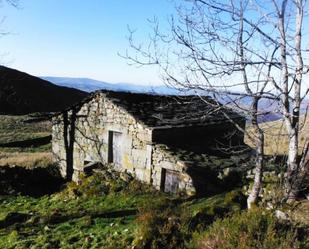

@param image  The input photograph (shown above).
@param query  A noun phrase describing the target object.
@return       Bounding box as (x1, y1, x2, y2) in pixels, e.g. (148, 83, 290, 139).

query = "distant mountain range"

(0, 66, 88, 114)
(41, 76, 178, 95)
(41, 76, 285, 123)
(0, 66, 290, 122)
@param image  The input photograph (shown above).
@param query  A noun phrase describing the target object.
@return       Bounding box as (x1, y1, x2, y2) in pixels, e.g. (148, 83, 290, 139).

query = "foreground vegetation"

(0, 115, 308, 248)
(0, 166, 308, 249)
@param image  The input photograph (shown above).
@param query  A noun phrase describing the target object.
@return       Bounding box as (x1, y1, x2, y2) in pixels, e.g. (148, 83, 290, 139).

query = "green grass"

(0, 144, 51, 153)
(188, 208, 307, 249)
(0, 115, 51, 154)
(0, 171, 244, 249)
(0, 193, 139, 249)
(0, 114, 307, 248)
(0, 115, 51, 144)
(0, 171, 307, 248)
(0, 173, 170, 248)
(0, 115, 52, 167)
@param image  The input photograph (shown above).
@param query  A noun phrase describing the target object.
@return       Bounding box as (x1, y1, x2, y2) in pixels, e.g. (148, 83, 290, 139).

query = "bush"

(189, 208, 301, 249)
(133, 208, 185, 249)
(182, 190, 246, 232)
(132, 191, 248, 249)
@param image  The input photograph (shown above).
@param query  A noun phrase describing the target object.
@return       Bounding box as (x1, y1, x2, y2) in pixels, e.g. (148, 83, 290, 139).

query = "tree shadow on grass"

(0, 209, 138, 229)
(0, 165, 65, 197)
(0, 135, 51, 148)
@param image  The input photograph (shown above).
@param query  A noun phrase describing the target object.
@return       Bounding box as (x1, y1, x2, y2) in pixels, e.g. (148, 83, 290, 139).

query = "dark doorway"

(108, 131, 122, 168)
(161, 169, 180, 194)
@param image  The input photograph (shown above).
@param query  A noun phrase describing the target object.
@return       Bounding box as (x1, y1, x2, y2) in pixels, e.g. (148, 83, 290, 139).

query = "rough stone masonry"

(52, 90, 245, 195)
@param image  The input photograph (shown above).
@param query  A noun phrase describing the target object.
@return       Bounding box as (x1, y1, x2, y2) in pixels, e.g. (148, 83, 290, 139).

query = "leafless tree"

(273, 0, 309, 200)
(123, 0, 309, 205)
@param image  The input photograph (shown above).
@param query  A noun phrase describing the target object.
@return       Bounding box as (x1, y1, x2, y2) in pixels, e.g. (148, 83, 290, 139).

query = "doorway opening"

(161, 168, 180, 194)
(108, 131, 122, 168)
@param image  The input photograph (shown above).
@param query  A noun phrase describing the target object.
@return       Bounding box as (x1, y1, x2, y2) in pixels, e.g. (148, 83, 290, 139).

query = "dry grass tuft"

(191, 208, 302, 249)
(290, 201, 309, 226)
(0, 152, 53, 168)
(245, 116, 309, 155)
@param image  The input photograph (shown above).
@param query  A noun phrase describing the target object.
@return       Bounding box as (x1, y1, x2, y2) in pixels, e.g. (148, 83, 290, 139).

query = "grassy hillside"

(0, 115, 51, 145)
(245, 116, 309, 155)
(0, 114, 307, 248)
(0, 170, 307, 248)
(0, 115, 52, 167)
(0, 66, 87, 114)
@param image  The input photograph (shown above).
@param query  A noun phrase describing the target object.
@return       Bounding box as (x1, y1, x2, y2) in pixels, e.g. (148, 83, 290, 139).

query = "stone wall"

(151, 144, 196, 195)
(52, 92, 153, 183)
(52, 91, 246, 195)
(150, 144, 253, 196)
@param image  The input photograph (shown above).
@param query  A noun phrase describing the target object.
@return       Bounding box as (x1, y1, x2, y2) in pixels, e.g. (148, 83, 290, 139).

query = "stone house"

(52, 90, 245, 195)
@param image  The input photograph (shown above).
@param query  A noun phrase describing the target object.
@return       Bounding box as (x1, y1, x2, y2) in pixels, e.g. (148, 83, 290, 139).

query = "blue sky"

(0, 0, 176, 85)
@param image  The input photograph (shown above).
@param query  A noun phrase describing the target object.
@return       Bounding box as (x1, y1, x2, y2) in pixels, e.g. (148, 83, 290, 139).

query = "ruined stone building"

(52, 90, 245, 195)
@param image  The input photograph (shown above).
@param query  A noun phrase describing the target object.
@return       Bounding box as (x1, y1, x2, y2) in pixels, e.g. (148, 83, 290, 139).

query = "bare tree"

(272, 0, 309, 200)
(124, 0, 309, 205)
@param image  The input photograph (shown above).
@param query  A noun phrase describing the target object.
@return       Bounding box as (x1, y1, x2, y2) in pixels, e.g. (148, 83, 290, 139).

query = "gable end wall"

(52, 92, 153, 182)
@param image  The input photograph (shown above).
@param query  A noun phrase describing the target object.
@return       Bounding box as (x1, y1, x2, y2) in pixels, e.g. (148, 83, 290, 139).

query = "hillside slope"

(245, 116, 309, 155)
(0, 66, 88, 114)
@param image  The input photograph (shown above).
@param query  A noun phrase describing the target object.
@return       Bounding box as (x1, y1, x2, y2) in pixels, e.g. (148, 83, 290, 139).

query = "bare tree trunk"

(237, 6, 265, 209)
(247, 130, 264, 209)
(284, 0, 304, 200)
(286, 131, 299, 199)
(247, 97, 264, 209)
(275, 0, 301, 200)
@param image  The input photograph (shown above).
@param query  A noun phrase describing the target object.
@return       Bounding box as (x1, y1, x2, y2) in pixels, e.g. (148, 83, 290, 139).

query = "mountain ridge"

(0, 66, 88, 114)
(0, 66, 285, 122)
(40, 76, 179, 94)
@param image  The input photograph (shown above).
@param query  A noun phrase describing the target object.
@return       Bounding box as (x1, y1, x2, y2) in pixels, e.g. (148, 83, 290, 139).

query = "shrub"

(133, 208, 185, 249)
(189, 208, 301, 249)
(182, 190, 246, 232)
(132, 190, 247, 249)
(125, 179, 156, 195)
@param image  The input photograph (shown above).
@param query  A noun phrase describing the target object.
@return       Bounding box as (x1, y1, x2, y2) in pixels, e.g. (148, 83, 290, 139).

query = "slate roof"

(99, 90, 244, 129)
(57, 90, 244, 129)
